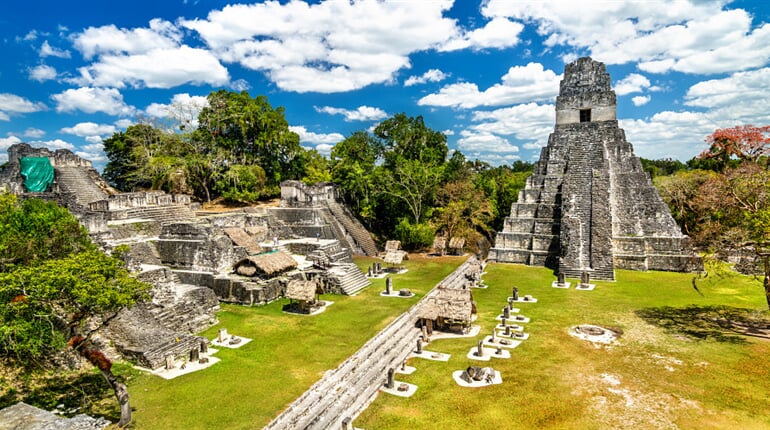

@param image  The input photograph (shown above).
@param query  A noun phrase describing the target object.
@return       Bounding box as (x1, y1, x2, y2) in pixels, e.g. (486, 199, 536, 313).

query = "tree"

(197, 90, 304, 187)
(330, 131, 382, 226)
(655, 170, 718, 238)
(699, 125, 770, 169)
(433, 179, 494, 250)
(379, 157, 444, 225)
(0, 194, 150, 426)
(0, 194, 94, 270)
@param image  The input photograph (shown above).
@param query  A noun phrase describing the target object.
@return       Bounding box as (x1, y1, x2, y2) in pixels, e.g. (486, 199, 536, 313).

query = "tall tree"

(0, 194, 150, 426)
(699, 125, 770, 169)
(197, 90, 304, 187)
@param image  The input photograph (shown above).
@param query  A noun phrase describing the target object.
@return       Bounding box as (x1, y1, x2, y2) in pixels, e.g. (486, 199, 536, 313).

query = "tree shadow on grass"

(635, 305, 770, 343)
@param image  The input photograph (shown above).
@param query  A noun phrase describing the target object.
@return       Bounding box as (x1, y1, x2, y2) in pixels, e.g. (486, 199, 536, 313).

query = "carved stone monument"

(489, 57, 702, 280)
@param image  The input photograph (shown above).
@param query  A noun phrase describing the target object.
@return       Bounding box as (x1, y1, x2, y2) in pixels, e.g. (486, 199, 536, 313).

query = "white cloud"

(29, 138, 75, 151)
(632, 95, 651, 106)
(76, 143, 107, 163)
(404, 69, 450, 87)
(60, 122, 117, 137)
(290, 126, 344, 145)
(39, 40, 71, 58)
(29, 64, 57, 82)
(114, 119, 134, 129)
(457, 130, 520, 154)
(684, 67, 770, 125)
(440, 17, 524, 51)
(614, 73, 651, 96)
(419, 62, 560, 108)
(73, 46, 229, 89)
(145, 93, 210, 127)
(0, 135, 23, 151)
(72, 19, 182, 59)
(482, 1, 770, 74)
(442, 129, 455, 136)
(470, 103, 554, 142)
(0, 93, 47, 120)
(23, 128, 46, 138)
(182, 1, 459, 92)
(314, 105, 388, 122)
(52, 87, 134, 116)
(620, 111, 720, 161)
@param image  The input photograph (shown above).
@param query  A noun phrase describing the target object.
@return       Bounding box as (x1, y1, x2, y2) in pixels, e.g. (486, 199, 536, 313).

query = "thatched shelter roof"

(448, 237, 466, 249)
(286, 280, 317, 301)
(384, 250, 407, 265)
(224, 227, 263, 254)
(234, 251, 298, 277)
(417, 287, 474, 322)
(384, 240, 401, 252)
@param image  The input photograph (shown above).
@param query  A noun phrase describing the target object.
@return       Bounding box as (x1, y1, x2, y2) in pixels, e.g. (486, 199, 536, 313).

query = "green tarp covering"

(19, 157, 54, 192)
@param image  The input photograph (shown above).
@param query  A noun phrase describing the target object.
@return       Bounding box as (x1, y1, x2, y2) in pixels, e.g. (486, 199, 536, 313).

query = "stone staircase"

(325, 263, 370, 295)
(54, 166, 108, 206)
(326, 202, 379, 256)
(264, 257, 479, 430)
(123, 205, 196, 224)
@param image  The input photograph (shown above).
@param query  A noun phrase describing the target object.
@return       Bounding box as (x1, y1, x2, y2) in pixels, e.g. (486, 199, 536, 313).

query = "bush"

(394, 219, 435, 250)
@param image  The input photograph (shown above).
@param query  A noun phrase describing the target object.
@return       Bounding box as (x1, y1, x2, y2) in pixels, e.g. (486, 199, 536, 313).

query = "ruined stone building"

(0, 144, 375, 369)
(489, 57, 702, 280)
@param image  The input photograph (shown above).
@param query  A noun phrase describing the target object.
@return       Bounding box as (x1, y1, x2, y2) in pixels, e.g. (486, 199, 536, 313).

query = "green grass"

(127, 255, 465, 429)
(125, 258, 770, 429)
(355, 263, 770, 429)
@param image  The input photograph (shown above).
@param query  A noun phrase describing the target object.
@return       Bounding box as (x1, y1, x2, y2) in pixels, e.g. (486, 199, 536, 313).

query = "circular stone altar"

(568, 324, 619, 344)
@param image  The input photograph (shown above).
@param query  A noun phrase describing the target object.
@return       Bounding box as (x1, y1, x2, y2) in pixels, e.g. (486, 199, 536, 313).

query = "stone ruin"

(0, 145, 376, 370)
(489, 57, 703, 280)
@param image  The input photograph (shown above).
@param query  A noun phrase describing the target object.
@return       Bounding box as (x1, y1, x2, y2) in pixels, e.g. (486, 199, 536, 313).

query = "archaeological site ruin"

(489, 57, 703, 280)
(0, 144, 376, 370)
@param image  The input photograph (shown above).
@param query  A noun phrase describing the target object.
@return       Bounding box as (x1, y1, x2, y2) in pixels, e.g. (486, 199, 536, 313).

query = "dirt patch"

(569, 324, 622, 347)
(575, 372, 703, 430)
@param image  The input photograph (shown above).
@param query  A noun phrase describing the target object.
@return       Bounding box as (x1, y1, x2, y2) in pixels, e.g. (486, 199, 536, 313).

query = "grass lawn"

(355, 262, 770, 429)
(125, 257, 770, 429)
(126, 255, 466, 429)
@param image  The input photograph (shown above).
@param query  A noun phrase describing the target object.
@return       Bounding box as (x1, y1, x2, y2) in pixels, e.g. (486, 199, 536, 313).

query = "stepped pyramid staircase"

(325, 201, 378, 256)
(325, 263, 370, 295)
(54, 165, 108, 206)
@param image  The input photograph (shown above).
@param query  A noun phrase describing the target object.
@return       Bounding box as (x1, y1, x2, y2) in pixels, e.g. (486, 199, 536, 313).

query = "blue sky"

(1, 0, 769, 170)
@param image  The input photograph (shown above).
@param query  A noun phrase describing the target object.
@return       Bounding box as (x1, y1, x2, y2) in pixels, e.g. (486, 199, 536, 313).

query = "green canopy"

(19, 157, 54, 192)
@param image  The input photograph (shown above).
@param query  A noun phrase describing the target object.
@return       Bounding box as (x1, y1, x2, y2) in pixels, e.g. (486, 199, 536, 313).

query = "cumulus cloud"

(440, 17, 524, 51)
(29, 138, 75, 152)
(181, 1, 459, 92)
(419, 62, 560, 108)
(60, 122, 117, 138)
(29, 64, 57, 82)
(23, 128, 46, 138)
(614, 73, 651, 96)
(457, 130, 519, 154)
(0, 93, 47, 120)
(73, 46, 229, 89)
(145, 93, 210, 127)
(72, 19, 182, 59)
(39, 40, 71, 58)
(632, 95, 651, 106)
(684, 67, 770, 125)
(481, 1, 770, 74)
(76, 143, 107, 163)
(52, 87, 134, 116)
(470, 103, 554, 142)
(404, 69, 449, 87)
(0, 135, 23, 151)
(289, 126, 344, 145)
(314, 105, 388, 122)
(290, 126, 344, 156)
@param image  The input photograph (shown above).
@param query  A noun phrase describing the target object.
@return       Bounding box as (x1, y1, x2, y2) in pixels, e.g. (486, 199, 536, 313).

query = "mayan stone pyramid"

(488, 57, 702, 280)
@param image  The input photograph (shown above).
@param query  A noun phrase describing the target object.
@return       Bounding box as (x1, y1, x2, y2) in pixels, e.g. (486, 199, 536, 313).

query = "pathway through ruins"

(264, 256, 477, 430)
